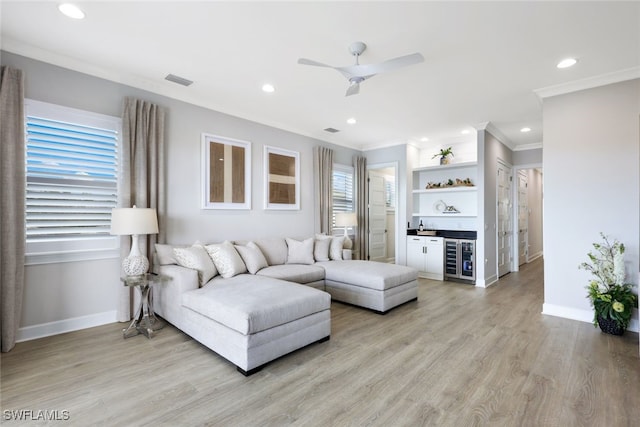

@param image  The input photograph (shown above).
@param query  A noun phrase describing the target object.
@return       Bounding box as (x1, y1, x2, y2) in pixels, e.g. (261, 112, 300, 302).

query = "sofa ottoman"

(317, 260, 418, 314)
(180, 274, 331, 375)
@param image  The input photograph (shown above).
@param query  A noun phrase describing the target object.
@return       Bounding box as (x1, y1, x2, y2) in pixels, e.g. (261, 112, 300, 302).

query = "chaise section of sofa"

(154, 266, 331, 375)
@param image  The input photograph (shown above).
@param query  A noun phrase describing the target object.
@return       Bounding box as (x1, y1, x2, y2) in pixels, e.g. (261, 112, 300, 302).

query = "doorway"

(367, 163, 398, 263)
(512, 166, 544, 271)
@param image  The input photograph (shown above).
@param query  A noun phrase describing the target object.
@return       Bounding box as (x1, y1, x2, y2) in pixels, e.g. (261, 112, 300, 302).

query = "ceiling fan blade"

(297, 58, 335, 68)
(346, 81, 360, 97)
(370, 52, 424, 74)
(338, 52, 424, 77)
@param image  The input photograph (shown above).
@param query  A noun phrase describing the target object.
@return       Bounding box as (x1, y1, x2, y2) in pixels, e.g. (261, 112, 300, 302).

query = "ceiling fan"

(298, 41, 424, 96)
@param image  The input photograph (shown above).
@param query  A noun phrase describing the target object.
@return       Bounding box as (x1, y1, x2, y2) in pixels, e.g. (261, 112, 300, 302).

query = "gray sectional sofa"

(153, 236, 418, 375)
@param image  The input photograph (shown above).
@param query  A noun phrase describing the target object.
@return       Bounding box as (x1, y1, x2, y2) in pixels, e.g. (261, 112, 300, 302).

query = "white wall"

(3, 51, 358, 339)
(513, 148, 542, 165)
(542, 79, 639, 332)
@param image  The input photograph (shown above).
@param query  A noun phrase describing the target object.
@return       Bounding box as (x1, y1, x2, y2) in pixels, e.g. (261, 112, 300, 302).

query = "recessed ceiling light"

(461, 129, 470, 135)
(58, 3, 85, 19)
(557, 58, 578, 69)
(521, 127, 531, 133)
(346, 117, 356, 125)
(262, 83, 275, 93)
(420, 137, 429, 142)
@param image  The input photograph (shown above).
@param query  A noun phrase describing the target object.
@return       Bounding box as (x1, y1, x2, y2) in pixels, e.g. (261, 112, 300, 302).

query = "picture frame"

(264, 146, 300, 210)
(201, 133, 251, 210)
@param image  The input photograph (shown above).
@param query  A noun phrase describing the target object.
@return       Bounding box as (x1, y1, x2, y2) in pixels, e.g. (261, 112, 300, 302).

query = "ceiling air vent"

(165, 74, 193, 87)
(324, 127, 340, 133)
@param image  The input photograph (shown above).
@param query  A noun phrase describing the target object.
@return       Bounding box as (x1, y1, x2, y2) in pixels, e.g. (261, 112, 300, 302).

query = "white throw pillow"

(206, 241, 247, 278)
(234, 241, 268, 274)
(314, 234, 332, 262)
(173, 244, 218, 286)
(330, 236, 346, 260)
(286, 237, 315, 265)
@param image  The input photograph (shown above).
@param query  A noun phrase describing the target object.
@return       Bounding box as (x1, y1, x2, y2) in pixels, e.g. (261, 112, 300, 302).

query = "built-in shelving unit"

(412, 161, 478, 220)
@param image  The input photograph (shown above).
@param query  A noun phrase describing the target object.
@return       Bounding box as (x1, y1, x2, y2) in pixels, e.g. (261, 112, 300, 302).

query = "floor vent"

(165, 74, 194, 87)
(324, 127, 340, 133)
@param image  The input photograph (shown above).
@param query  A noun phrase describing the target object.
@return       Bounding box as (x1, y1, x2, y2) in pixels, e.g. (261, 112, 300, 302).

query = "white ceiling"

(2, 1, 639, 151)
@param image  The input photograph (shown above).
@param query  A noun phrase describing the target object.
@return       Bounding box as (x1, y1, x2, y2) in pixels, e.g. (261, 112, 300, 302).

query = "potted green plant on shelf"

(579, 233, 638, 335)
(432, 147, 453, 165)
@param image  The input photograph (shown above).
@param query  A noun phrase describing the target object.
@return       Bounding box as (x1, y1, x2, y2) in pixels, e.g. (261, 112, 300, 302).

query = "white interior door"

(517, 170, 528, 266)
(368, 171, 387, 262)
(497, 162, 513, 277)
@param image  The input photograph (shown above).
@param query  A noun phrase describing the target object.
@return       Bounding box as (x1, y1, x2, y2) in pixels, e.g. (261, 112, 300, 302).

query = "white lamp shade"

(110, 207, 159, 236)
(335, 212, 357, 227)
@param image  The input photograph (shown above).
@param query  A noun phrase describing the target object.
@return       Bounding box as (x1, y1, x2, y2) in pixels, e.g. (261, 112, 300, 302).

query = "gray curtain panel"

(354, 155, 368, 260)
(0, 66, 25, 352)
(118, 97, 166, 322)
(314, 146, 333, 235)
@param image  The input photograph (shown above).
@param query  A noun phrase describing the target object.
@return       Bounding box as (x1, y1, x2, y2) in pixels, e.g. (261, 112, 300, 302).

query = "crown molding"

(534, 66, 640, 99)
(513, 142, 543, 151)
(476, 121, 515, 150)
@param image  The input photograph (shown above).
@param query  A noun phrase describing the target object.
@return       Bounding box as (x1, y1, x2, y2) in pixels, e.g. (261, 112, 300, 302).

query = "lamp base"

(122, 255, 149, 277)
(343, 229, 353, 250)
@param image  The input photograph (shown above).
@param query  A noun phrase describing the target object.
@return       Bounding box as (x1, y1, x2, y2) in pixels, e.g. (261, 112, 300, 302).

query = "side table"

(121, 273, 167, 339)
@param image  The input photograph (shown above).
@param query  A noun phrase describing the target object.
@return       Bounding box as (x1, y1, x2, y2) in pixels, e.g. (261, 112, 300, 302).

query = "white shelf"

(412, 161, 477, 173)
(412, 213, 477, 218)
(413, 187, 476, 194)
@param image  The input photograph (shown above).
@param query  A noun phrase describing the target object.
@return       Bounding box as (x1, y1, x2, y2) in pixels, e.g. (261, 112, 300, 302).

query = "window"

(385, 176, 396, 209)
(332, 164, 354, 233)
(25, 99, 121, 264)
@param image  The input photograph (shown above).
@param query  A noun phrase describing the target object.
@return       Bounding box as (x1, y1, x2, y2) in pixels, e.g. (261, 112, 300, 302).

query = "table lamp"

(335, 212, 357, 250)
(110, 205, 159, 277)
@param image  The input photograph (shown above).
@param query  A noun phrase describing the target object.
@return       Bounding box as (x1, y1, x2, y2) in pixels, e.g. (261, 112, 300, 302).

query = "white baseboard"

(542, 303, 639, 333)
(528, 251, 543, 262)
(16, 311, 118, 342)
(476, 274, 498, 288)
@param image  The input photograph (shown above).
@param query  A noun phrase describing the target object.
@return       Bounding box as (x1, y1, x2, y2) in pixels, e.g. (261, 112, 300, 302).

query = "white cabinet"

(406, 236, 444, 280)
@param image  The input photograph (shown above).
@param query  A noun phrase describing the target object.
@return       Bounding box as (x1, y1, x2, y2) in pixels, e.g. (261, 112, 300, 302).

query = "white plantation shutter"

(332, 164, 354, 233)
(24, 100, 121, 261)
(385, 176, 396, 208)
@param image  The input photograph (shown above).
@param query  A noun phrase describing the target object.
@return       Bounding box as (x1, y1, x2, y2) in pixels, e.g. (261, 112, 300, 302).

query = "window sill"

(25, 249, 120, 266)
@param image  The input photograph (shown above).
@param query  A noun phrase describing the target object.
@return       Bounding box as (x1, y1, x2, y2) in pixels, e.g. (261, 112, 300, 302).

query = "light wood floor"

(2, 258, 639, 426)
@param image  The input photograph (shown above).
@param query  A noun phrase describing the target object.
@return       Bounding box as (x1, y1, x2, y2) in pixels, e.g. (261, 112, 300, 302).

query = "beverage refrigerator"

(444, 239, 476, 282)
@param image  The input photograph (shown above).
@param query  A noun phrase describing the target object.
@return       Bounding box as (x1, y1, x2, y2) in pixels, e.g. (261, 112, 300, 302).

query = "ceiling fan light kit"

(298, 41, 424, 96)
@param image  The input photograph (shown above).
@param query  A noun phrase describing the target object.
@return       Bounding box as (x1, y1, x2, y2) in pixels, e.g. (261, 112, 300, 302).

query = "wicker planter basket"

(597, 315, 625, 336)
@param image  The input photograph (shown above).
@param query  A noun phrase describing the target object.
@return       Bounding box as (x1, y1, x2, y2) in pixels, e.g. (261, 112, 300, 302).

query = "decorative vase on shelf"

(596, 315, 624, 336)
(440, 156, 450, 165)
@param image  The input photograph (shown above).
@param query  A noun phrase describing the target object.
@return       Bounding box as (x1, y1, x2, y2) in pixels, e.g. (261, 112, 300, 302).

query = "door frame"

(367, 162, 399, 263)
(511, 162, 543, 272)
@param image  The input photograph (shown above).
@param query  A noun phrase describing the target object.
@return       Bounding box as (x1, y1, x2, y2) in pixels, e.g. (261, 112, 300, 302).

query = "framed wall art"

(201, 133, 251, 210)
(264, 146, 300, 210)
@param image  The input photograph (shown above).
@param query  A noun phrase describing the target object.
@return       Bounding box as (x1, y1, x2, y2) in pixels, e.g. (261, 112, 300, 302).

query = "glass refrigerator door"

(445, 240, 458, 276)
(460, 241, 475, 279)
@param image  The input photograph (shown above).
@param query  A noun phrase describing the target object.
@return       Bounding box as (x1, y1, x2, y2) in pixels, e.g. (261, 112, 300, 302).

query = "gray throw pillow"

(330, 236, 345, 260)
(235, 241, 268, 274)
(286, 237, 315, 265)
(314, 234, 332, 262)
